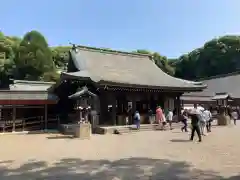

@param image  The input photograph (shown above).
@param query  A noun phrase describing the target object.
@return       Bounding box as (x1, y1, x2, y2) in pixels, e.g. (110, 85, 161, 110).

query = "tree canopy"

(15, 30, 55, 80)
(0, 30, 60, 83)
(174, 35, 240, 80)
(1, 30, 240, 84)
(134, 50, 175, 76)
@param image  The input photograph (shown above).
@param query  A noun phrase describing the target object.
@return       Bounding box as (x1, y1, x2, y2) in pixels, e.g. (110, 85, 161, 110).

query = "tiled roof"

(9, 80, 54, 91)
(0, 80, 58, 101)
(61, 46, 206, 91)
(0, 90, 58, 101)
(183, 72, 240, 99)
(180, 95, 213, 102)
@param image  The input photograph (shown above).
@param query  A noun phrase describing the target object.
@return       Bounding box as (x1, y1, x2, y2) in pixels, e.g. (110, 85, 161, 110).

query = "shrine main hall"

(0, 45, 206, 131)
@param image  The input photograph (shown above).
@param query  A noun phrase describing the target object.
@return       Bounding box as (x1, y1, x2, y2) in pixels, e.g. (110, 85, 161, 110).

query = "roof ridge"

(198, 71, 240, 81)
(76, 45, 152, 58)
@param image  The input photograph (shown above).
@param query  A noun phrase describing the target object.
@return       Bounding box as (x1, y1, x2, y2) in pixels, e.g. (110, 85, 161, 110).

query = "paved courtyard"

(0, 123, 240, 179)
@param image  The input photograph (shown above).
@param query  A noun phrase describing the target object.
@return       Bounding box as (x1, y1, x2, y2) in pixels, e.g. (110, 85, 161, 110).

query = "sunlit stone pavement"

(0, 121, 239, 179)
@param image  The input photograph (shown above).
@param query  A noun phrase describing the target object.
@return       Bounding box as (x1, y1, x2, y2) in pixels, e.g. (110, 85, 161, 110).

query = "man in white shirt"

(199, 109, 207, 136)
(231, 109, 238, 125)
(166, 109, 173, 130)
(203, 108, 212, 132)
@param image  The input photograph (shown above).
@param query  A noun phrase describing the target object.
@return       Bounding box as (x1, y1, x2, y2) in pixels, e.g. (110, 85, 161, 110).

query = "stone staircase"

(114, 124, 157, 134)
(94, 123, 182, 135)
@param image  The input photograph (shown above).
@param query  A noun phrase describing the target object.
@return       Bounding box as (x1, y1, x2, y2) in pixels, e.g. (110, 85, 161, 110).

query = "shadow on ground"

(46, 135, 74, 140)
(170, 139, 191, 143)
(0, 158, 239, 180)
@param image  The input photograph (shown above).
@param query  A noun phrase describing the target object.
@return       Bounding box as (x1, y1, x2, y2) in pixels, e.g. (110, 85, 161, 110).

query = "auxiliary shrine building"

(181, 72, 240, 107)
(0, 80, 59, 132)
(0, 45, 206, 132)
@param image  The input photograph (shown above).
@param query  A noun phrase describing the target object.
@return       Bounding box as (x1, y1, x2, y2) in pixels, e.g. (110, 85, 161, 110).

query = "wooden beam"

(12, 105, 16, 132)
(0, 100, 57, 105)
(44, 104, 48, 131)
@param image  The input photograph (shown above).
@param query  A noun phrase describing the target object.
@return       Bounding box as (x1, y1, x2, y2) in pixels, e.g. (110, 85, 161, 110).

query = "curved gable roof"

(185, 72, 240, 98)
(62, 46, 206, 91)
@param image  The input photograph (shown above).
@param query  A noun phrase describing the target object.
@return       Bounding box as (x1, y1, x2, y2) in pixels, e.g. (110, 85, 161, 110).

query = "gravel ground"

(0, 122, 239, 179)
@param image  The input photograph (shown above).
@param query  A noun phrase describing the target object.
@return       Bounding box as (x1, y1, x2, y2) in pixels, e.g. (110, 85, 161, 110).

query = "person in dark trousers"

(148, 108, 153, 124)
(181, 110, 188, 132)
(127, 105, 133, 124)
(189, 104, 202, 142)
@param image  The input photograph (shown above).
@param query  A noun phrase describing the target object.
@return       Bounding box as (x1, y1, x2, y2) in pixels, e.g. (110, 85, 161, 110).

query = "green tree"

(15, 30, 55, 80)
(174, 35, 240, 80)
(0, 31, 16, 83)
(42, 71, 60, 82)
(135, 50, 175, 76)
(52, 46, 71, 71)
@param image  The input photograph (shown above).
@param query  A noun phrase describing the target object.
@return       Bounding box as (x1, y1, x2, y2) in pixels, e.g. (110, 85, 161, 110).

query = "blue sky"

(1, 0, 240, 58)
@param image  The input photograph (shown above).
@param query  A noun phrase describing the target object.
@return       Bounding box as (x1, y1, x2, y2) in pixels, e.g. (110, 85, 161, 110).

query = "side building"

(181, 72, 240, 108)
(0, 80, 59, 132)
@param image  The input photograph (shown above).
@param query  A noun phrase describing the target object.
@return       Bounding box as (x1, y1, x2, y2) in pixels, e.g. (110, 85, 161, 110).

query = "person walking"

(203, 108, 212, 132)
(231, 109, 238, 125)
(162, 110, 167, 130)
(148, 108, 154, 124)
(181, 110, 188, 132)
(199, 109, 207, 136)
(166, 109, 173, 130)
(156, 106, 163, 124)
(134, 110, 141, 129)
(127, 105, 133, 125)
(189, 104, 202, 142)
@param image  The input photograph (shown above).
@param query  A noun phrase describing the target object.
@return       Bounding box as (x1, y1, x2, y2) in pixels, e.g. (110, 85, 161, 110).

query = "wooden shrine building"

(181, 72, 240, 107)
(56, 45, 206, 126)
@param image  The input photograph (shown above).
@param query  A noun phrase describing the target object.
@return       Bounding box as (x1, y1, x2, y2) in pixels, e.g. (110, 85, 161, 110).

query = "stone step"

(115, 127, 154, 134)
(95, 123, 183, 135)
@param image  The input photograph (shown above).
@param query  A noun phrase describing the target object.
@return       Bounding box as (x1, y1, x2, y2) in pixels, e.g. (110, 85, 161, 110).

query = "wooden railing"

(0, 115, 60, 132)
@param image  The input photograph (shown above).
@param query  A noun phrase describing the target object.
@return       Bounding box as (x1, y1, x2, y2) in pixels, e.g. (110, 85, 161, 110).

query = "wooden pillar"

(107, 92, 117, 125)
(44, 104, 48, 130)
(176, 95, 181, 116)
(111, 97, 117, 125)
(12, 105, 16, 132)
(0, 106, 3, 132)
(164, 96, 169, 112)
(132, 97, 136, 113)
(157, 93, 164, 108)
(99, 92, 108, 125)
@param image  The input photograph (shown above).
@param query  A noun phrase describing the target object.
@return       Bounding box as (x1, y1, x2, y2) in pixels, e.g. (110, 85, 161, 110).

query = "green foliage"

(15, 30, 54, 80)
(0, 31, 16, 77)
(1, 30, 240, 84)
(135, 50, 175, 76)
(52, 46, 70, 70)
(134, 49, 152, 55)
(175, 35, 240, 80)
(42, 71, 60, 82)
